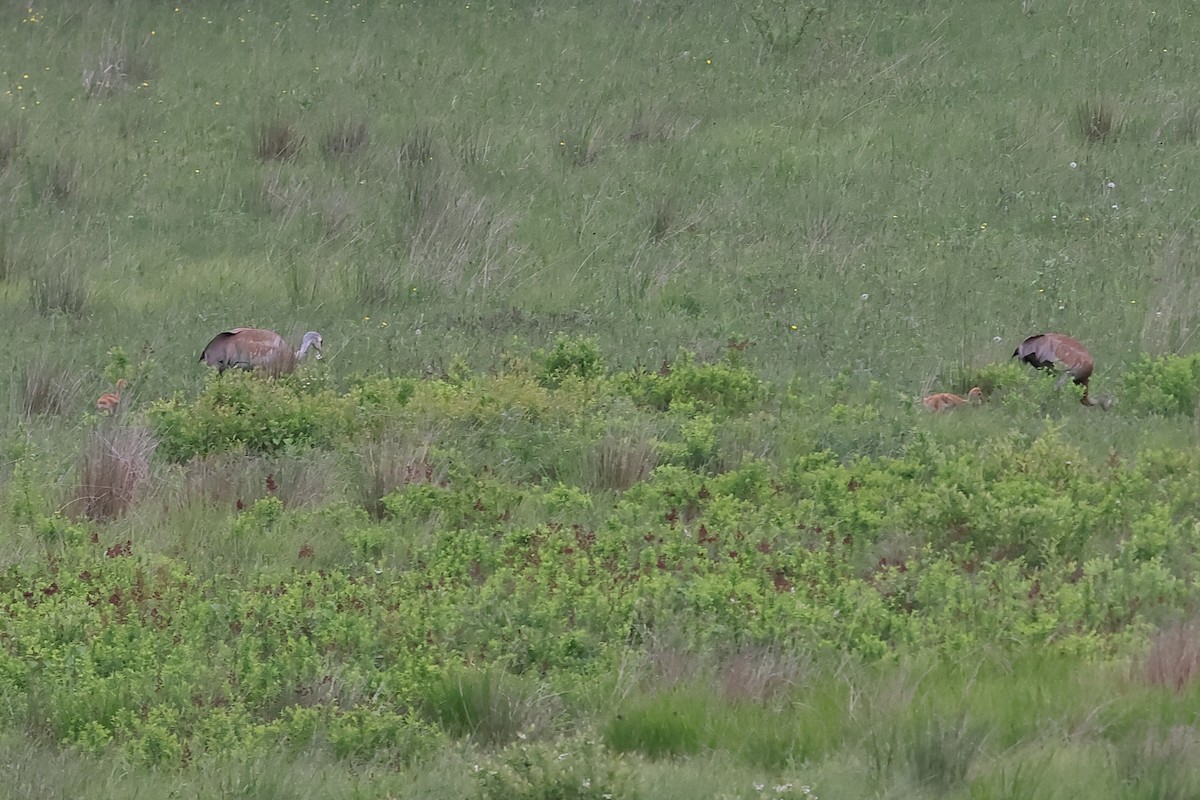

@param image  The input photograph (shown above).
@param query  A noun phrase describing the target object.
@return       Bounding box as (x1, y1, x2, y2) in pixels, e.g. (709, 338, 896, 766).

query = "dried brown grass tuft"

(320, 189, 356, 239)
(1141, 232, 1200, 356)
(69, 423, 156, 522)
(1075, 98, 1120, 143)
(178, 452, 339, 511)
(398, 126, 436, 168)
(582, 427, 659, 492)
(1143, 619, 1200, 692)
(29, 262, 90, 318)
(0, 124, 20, 172)
(0, 230, 17, 284)
(40, 158, 81, 204)
(454, 124, 493, 168)
(557, 121, 604, 167)
(649, 196, 677, 243)
(354, 433, 443, 520)
(322, 117, 370, 159)
(717, 646, 803, 705)
(402, 163, 519, 293)
(257, 120, 305, 162)
(259, 168, 312, 223)
(19, 358, 84, 417)
(627, 101, 698, 145)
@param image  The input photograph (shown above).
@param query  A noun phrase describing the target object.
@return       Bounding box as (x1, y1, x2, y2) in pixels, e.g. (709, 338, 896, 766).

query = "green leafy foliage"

(617, 352, 762, 414)
(148, 372, 414, 461)
(536, 336, 605, 388)
(1121, 353, 1200, 415)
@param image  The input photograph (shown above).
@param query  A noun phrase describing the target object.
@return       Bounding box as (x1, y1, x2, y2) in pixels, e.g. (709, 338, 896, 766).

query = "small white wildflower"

(1069, 161, 1078, 169)
(472, 764, 481, 772)
(1058, 305, 1065, 310)
(1112, 203, 1119, 209)
(754, 783, 766, 792)
(414, 328, 421, 336)
(581, 779, 591, 788)
(1051, 214, 1057, 220)
(801, 787, 813, 796)
(860, 293, 869, 300)
(775, 784, 793, 792)
(1106, 181, 1116, 189)
(993, 336, 1002, 344)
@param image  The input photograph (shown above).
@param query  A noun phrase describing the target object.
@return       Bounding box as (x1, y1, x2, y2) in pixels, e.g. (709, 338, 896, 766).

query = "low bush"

(148, 373, 415, 461)
(616, 351, 762, 414)
(1121, 353, 1200, 416)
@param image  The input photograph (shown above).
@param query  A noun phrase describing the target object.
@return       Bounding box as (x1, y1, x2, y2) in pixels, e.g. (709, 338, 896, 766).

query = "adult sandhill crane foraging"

(95, 379, 127, 415)
(922, 386, 984, 412)
(199, 328, 323, 376)
(1013, 333, 1113, 409)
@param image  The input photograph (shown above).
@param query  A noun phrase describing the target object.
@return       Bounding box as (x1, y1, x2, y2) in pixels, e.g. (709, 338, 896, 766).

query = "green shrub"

(1121, 353, 1200, 416)
(148, 371, 357, 461)
(324, 707, 442, 763)
(537, 335, 605, 387)
(617, 352, 762, 414)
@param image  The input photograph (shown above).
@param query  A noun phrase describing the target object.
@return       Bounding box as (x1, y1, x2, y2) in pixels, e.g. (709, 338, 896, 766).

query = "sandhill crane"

(1013, 332, 1112, 409)
(922, 386, 984, 412)
(96, 379, 127, 416)
(199, 328, 323, 376)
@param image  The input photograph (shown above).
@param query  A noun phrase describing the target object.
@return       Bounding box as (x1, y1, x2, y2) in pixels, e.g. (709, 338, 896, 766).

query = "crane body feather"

(1013, 332, 1110, 408)
(199, 328, 323, 376)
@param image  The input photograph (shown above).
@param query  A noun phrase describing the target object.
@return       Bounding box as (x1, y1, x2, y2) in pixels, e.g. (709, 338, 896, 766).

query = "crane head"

(298, 331, 323, 360)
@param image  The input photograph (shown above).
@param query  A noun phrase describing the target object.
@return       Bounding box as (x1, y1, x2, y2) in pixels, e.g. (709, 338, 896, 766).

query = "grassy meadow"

(4, 0, 1200, 797)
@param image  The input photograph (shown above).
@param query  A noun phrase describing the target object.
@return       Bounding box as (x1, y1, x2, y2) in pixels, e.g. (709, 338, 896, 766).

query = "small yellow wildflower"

(789, 325, 798, 331)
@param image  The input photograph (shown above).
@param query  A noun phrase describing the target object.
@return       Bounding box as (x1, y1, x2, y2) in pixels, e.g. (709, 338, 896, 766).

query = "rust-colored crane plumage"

(199, 328, 323, 376)
(96, 379, 127, 416)
(1013, 332, 1111, 409)
(922, 386, 984, 412)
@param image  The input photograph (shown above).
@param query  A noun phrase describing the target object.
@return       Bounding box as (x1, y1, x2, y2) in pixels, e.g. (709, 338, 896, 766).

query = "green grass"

(5, 0, 1200, 796)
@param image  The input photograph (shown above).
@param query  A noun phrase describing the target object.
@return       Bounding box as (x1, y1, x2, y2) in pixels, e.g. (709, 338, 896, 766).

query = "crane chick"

(1013, 333, 1112, 409)
(96, 379, 127, 416)
(199, 328, 323, 377)
(922, 386, 984, 412)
